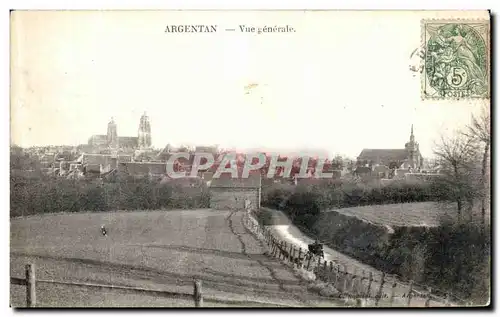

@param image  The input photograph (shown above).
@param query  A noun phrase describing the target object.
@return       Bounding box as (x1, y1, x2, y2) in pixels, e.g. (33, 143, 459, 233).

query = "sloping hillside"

(330, 202, 458, 228)
(10, 209, 339, 307)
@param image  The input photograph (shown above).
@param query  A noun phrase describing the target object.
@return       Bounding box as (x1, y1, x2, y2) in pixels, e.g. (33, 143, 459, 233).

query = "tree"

(463, 106, 491, 231)
(463, 106, 491, 300)
(10, 145, 41, 171)
(178, 145, 190, 152)
(332, 155, 344, 170)
(433, 132, 479, 222)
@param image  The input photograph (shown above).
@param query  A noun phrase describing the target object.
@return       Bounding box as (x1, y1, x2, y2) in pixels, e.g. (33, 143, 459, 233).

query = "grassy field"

(10, 209, 338, 307)
(329, 202, 460, 228)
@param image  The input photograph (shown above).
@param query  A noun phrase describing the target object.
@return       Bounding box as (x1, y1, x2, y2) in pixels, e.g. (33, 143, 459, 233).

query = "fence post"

(306, 254, 312, 270)
(366, 272, 373, 298)
(315, 258, 321, 279)
(193, 280, 203, 307)
(297, 249, 303, 268)
(360, 270, 365, 296)
(343, 272, 349, 294)
(375, 273, 386, 306)
(425, 287, 432, 307)
(26, 263, 36, 308)
(406, 280, 413, 307)
(282, 241, 287, 260)
(389, 281, 397, 306)
(356, 298, 363, 307)
(315, 259, 321, 281)
(288, 244, 293, 262)
(335, 265, 340, 286)
(445, 293, 451, 307)
(329, 261, 334, 283)
(351, 267, 358, 296)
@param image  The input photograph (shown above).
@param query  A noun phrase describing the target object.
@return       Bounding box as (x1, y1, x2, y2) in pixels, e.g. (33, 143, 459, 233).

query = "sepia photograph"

(9, 9, 491, 308)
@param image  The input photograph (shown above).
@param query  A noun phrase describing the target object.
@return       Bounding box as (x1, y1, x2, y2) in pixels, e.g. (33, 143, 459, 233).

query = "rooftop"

(210, 171, 262, 188)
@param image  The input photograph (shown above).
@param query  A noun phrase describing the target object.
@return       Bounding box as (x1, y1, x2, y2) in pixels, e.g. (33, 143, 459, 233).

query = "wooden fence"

(11, 264, 204, 308)
(11, 263, 308, 308)
(242, 211, 470, 307)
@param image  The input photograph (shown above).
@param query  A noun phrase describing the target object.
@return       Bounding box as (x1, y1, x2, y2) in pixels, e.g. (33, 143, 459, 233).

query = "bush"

(10, 175, 210, 217)
(262, 180, 440, 213)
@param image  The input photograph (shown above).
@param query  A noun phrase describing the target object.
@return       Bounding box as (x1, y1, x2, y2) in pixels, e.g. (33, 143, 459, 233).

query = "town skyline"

(8, 109, 466, 161)
(10, 11, 483, 159)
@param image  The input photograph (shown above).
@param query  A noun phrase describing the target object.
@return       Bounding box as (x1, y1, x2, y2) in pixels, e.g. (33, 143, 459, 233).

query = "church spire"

(107, 117, 118, 148)
(138, 111, 152, 149)
(410, 124, 415, 143)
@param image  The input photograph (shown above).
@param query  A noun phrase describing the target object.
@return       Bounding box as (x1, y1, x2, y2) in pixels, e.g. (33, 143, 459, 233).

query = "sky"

(10, 10, 489, 159)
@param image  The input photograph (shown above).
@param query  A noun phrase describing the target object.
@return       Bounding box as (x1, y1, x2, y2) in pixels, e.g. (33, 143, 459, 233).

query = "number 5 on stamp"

(421, 19, 490, 100)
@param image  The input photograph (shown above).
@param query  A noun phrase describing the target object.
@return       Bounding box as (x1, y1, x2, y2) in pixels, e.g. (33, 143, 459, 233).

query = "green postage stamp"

(421, 19, 490, 100)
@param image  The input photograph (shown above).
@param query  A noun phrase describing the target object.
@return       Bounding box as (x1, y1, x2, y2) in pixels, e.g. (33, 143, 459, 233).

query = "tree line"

(10, 175, 210, 218)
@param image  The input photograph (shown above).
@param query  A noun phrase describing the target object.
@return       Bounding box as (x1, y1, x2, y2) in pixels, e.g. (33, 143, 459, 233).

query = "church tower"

(405, 125, 421, 169)
(138, 112, 152, 149)
(107, 117, 118, 149)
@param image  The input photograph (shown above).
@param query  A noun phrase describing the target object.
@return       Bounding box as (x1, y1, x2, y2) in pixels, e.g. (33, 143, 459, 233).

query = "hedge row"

(262, 180, 455, 212)
(10, 175, 210, 218)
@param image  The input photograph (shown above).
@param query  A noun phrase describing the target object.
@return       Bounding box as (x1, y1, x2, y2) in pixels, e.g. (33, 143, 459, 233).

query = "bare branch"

(463, 105, 491, 145)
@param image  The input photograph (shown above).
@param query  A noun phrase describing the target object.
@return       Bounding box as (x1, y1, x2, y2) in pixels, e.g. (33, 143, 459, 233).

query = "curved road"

(10, 209, 339, 307)
(266, 209, 451, 307)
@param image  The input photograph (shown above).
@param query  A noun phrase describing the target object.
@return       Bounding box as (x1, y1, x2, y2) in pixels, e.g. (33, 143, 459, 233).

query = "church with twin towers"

(88, 112, 152, 151)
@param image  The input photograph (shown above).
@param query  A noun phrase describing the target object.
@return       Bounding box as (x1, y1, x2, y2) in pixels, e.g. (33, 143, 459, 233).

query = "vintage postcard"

(10, 10, 491, 308)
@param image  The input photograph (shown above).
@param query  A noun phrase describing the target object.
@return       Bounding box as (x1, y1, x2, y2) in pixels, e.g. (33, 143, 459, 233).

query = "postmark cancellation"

(421, 19, 490, 100)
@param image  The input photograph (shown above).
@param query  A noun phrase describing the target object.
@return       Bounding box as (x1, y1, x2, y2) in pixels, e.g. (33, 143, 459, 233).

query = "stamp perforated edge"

(420, 17, 491, 101)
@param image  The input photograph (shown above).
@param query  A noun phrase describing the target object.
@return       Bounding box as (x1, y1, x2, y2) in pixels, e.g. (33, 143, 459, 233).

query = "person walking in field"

(101, 225, 107, 236)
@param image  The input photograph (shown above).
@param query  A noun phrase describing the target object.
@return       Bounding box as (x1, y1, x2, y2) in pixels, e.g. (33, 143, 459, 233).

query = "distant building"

(404, 173, 443, 182)
(118, 162, 166, 178)
(373, 165, 391, 178)
(209, 172, 261, 210)
(88, 112, 152, 152)
(357, 125, 424, 170)
(138, 112, 152, 149)
(75, 153, 132, 177)
(195, 145, 218, 154)
(83, 164, 101, 177)
(353, 166, 372, 177)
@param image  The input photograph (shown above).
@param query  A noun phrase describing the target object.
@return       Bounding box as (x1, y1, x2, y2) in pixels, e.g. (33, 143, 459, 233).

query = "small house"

(209, 172, 261, 210)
